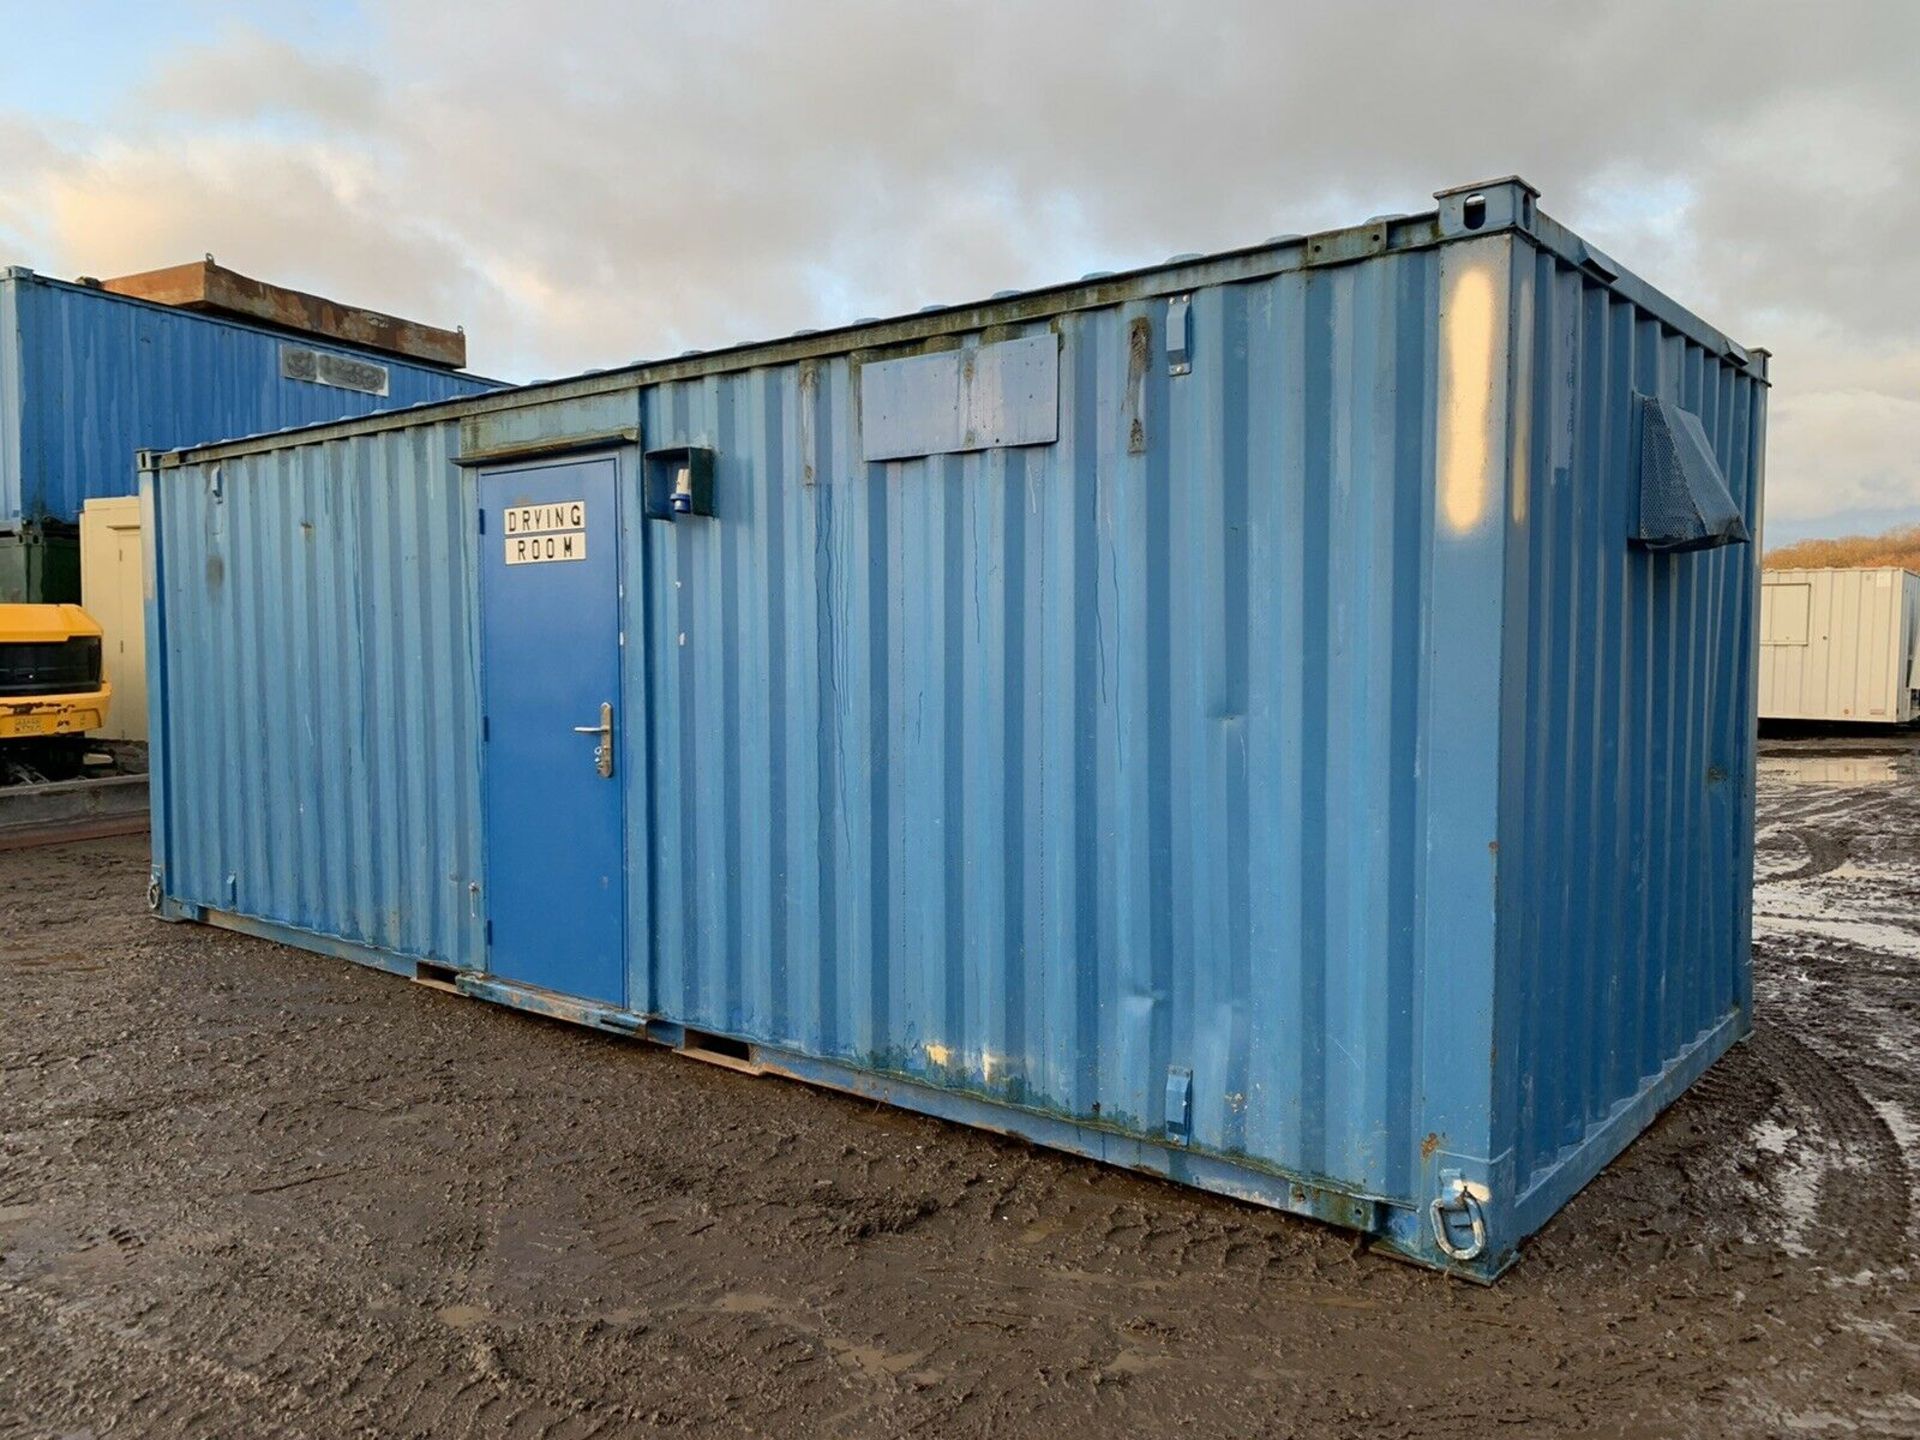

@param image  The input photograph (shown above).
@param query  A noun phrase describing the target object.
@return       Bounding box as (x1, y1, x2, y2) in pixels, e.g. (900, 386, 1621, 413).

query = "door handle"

(572, 701, 615, 779)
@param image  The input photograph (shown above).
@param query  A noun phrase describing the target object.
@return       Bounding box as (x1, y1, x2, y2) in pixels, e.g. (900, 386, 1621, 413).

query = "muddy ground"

(3, 736, 1917, 1438)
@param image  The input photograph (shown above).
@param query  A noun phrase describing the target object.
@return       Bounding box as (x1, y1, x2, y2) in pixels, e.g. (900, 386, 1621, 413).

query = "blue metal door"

(479, 456, 624, 1004)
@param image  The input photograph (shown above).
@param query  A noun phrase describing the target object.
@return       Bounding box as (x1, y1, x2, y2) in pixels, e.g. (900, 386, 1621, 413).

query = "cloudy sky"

(1, 0, 1914, 545)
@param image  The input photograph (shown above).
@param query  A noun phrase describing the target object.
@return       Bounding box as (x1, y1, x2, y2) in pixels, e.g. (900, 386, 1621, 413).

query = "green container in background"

(0, 524, 81, 603)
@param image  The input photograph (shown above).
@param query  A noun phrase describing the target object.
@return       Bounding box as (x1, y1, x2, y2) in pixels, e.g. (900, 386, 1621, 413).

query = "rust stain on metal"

(798, 361, 818, 485)
(100, 260, 467, 369)
(1125, 316, 1150, 455)
(1421, 1132, 1441, 1160)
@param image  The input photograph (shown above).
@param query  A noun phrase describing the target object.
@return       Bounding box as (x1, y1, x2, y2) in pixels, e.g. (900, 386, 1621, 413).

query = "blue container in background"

(0, 265, 499, 532)
(142, 178, 1767, 1278)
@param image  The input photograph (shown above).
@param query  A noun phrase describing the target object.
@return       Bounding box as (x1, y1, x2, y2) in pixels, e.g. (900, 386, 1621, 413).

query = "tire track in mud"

(1678, 1049, 1779, 1145)
(1746, 1026, 1912, 1269)
(1765, 826, 1855, 883)
(1, 1220, 627, 1440)
(0, 1278, 318, 1440)
(3, 1273, 624, 1440)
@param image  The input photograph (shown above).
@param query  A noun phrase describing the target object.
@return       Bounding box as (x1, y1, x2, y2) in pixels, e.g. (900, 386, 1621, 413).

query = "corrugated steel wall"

(148, 420, 486, 967)
(2, 271, 496, 526)
(1498, 245, 1766, 1212)
(634, 249, 1447, 1201)
(0, 278, 20, 506)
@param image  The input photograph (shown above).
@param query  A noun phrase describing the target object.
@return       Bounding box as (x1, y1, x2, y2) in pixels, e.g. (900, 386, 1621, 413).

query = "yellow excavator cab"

(0, 603, 113, 741)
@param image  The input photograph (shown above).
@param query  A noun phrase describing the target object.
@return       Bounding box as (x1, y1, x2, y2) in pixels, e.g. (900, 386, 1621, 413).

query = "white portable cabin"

(79, 496, 146, 741)
(1758, 567, 1920, 724)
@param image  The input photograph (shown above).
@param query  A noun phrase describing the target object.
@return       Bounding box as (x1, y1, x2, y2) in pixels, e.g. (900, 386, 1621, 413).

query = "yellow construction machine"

(0, 603, 112, 781)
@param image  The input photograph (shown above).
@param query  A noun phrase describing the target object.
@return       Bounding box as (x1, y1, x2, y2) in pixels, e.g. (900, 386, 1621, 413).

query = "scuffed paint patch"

(1435, 241, 1508, 536)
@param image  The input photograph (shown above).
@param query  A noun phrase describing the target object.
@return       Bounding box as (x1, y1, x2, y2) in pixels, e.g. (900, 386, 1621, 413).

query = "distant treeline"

(1764, 523, 1920, 572)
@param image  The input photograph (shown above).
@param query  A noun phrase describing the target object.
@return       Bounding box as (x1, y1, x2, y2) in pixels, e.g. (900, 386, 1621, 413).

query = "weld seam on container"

(143, 177, 1766, 1279)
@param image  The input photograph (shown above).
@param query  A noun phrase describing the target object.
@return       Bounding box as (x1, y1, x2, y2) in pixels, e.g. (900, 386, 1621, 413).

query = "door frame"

(472, 446, 633, 1005)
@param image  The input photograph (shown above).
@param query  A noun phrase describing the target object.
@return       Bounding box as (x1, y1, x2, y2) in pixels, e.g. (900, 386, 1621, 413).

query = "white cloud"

(1767, 349, 1920, 522)
(1, 0, 1916, 533)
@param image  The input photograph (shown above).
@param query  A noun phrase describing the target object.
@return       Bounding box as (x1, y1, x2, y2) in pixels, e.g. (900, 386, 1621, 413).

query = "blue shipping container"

(0, 266, 499, 527)
(142, 178, 1767, 1278)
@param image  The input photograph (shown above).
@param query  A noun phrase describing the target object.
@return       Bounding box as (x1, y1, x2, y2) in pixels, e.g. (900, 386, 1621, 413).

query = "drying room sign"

(503, 501, 587, 566)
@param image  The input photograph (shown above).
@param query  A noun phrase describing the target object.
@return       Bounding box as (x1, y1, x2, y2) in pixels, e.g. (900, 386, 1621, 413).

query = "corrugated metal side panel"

(633, 248, 1452, 1203)
(1759, 569, 1911, 722)
(1499, 243, 1764, 1199)
(9, 277, 495, 525)
(0, 277, 20, 521)
(149, 421, 483, 965)
(1855, 570, 1903, 718)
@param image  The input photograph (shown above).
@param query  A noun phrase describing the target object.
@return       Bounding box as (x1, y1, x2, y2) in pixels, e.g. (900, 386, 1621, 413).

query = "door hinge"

(477, 508, 486, 534)
(484, 918, 493, 946)
(481, 715, 489, 741)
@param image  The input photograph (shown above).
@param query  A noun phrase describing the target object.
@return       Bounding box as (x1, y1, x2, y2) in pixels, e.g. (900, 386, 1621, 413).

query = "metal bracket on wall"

(1301, 220, 1391, 269)
(1166, 295, 1192, 376)
(1164, 1066, 1193, 1142)
(645, 446, 715, 519)
(1575, 239, 1619, 284)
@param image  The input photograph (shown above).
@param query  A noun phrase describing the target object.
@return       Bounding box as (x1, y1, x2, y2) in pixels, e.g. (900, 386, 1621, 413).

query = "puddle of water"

(1752, 913, 1920, 961)
(1744, 1116, 1828, 1259)
(713, 1291, 783, 1315)
(1758, 755, 1900, 786)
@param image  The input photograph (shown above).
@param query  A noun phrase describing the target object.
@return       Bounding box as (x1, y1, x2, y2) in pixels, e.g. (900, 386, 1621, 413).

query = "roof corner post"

(1433, 176, 1541, 241)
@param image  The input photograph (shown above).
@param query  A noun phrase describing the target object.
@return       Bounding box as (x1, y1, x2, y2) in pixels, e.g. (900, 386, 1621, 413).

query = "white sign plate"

(504, 500, 586, 535)
(505, 530, 587, 565)
(502, 499, 587, 565)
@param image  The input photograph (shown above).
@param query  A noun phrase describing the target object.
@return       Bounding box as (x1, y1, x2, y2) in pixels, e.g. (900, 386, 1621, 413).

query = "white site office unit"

(1759, 567, 1920, 723)
(79, 496, 146, 741)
